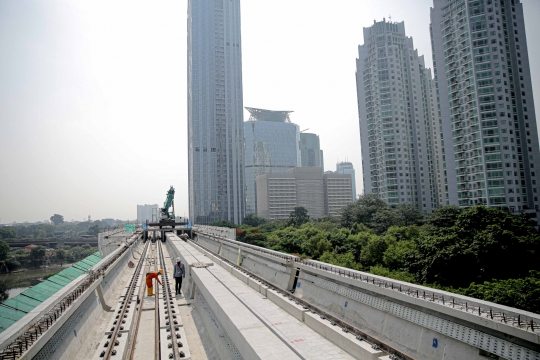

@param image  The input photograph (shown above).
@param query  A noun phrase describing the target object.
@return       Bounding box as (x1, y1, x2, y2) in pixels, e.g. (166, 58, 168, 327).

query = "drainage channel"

(189, 238, 415, 360)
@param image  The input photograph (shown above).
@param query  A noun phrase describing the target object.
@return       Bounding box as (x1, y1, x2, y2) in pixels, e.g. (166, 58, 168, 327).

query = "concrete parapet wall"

(193, 225, 236, 240)
(9, 236, 142, 360)
(195, 232, 296, 290)
(193, 231, 540, 360)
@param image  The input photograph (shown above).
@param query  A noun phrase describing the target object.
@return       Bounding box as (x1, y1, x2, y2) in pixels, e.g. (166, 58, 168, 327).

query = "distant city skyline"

(2, 1, 540, 222)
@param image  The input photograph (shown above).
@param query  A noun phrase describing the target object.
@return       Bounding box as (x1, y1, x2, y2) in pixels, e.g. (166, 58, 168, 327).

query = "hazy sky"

(1, 0, 540, 223)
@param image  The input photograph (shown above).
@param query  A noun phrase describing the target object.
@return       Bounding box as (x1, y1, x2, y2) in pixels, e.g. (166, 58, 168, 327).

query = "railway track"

(94, 234, 186, 360)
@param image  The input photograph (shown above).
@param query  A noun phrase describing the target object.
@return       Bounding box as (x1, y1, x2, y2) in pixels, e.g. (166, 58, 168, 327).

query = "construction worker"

(146, 269, 163, 296)
(173, 258, 185, 295)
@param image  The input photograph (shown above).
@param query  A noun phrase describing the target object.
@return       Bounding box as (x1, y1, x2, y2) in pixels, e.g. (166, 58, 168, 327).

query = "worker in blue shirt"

(174, 258, 185, 295)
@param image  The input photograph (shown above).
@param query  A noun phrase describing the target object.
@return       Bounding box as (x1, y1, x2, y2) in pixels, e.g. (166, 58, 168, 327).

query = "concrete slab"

(191, 267, 300, 359)
(207, 265, 354, 360)
(132, 308, 156, 360)
(304, 312, 385, 360)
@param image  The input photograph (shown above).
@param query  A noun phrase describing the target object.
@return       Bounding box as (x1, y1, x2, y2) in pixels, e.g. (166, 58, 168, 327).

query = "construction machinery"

(159, 186, 176, 226)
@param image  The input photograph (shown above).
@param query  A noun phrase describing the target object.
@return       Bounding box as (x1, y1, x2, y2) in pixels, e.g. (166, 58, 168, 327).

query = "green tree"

(30, 246, 46, 261)
(458, 271, 540, 314)
(361, 235, 391, 267)
(394, 204, 423, 226)
(50, 214, 64, 226)
(410, 206, 540, 287)
(87, 225, 99, 236)
(369, 265, 416, 283)
(242, 214, 267, 227)
(288, 207, 310, 227)
(339, 193, 387, 228)
(319, 251, 361, 270)
(369, 209, 401, 234)
(0, 241, 8, 262)
(209, 220, 237, 228)
(424, 205, 461, 229)
(302, 233, 332, 260)
(56, 248, 66, 261)
(383, 239, 416, 270)
(0, 228, 16, 239)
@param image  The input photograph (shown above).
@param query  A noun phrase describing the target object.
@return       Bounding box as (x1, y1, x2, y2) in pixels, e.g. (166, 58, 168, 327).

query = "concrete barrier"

(193, 230, 540, 360)
(266, 289, 308, 322)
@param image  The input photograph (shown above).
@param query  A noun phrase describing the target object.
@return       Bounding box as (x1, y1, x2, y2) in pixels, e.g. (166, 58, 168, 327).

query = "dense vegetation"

(0, 243, 98, 272)
(0, 219, 124, 240)
(211, 194, 540, 313)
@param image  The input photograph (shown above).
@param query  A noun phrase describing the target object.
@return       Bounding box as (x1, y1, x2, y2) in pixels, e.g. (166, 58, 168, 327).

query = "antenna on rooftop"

(300, 128, 309, 133)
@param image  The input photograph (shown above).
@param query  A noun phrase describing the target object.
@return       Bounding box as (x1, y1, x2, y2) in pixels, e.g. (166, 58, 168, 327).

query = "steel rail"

(153, 242, 160, 360)
(158, 241, 183, 359)
(101, 240, 150, 360)
(189, 238, 415, 360)
(126, 238, 154, 360)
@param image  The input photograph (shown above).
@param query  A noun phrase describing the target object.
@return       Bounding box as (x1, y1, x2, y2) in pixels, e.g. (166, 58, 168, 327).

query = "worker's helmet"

(176, 257, 181, 262)
(158, 269, 163, 274)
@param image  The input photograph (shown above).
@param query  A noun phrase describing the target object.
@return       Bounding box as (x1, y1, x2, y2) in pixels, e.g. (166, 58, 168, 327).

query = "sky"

(1, 0, 540, 223)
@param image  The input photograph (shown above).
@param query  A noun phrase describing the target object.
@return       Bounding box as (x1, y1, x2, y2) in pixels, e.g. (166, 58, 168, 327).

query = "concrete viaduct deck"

(0, 226, 538, 360)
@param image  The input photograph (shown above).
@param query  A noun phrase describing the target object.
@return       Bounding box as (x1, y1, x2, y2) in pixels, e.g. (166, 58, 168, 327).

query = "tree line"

(0, 241, 98, 272)
(211, 194, 540, 314)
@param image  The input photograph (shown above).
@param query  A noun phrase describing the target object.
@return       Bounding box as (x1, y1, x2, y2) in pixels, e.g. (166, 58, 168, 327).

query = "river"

(0, 265, 70, 301)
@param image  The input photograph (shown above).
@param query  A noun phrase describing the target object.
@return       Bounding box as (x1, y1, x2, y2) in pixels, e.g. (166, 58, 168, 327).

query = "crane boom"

(160, 186, 175, 223)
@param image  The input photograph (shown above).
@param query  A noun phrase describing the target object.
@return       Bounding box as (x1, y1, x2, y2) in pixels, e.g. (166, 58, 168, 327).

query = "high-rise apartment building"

(256, 167, 352, 220)
(356, 20, 444, 212)
(335, 161, 357, 201)
(431, 0, 540, 219)
(188, 0, 245, 225)
(244, 107, 301, 215)
(300, 133, 324, 171)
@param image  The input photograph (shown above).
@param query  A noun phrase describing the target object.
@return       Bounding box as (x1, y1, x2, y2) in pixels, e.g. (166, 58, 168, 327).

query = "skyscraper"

(335, 161, 357, 201)
(356, 20, 444, 212)
(431, 0, 540, 219)
(244, 107, 301, 215)
(300, 133, 324, 171)
(188, 0, 245, 225)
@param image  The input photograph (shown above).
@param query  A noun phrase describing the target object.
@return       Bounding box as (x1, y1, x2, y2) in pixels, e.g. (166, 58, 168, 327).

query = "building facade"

(256, 167, 352, 220)
(324, 174, 354, 216)
(300, 133, 324, 171)
(244, 107, 301, 215)
(137, 204, 158, 224)
(431, 0, 540, 219)
(188, 0, 245, 225)
(356, 20, 444, 212)
(335, 161, 357, 201)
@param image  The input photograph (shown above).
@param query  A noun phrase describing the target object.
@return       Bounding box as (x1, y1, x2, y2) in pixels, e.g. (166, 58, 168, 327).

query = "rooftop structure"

(245, 107, 293, 123)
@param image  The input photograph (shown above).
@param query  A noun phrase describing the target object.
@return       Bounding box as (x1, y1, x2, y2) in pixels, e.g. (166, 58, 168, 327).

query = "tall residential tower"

(431, 0, 540, 219)
(188, 0, 245, 224)
(356, 20, 444, 212)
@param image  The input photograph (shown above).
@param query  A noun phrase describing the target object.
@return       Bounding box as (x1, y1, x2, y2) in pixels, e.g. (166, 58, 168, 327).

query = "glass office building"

(244, 107, 301, 215)
(188, 0, 245, 224)
(300, 133, 324, 171)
